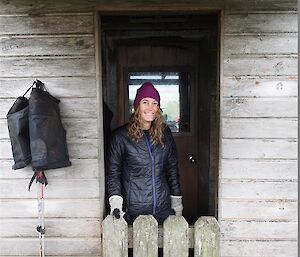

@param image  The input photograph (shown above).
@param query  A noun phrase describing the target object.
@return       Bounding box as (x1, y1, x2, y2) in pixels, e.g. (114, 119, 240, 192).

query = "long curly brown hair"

(128, 106, 166, 146)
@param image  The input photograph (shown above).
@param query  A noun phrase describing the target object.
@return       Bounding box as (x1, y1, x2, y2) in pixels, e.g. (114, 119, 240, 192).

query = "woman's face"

(139, 97, 159, 129)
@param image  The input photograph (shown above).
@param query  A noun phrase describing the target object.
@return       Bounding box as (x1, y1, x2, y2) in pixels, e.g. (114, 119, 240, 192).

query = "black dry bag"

(28, 82, 71, 171)
(7, 96, 31, 169)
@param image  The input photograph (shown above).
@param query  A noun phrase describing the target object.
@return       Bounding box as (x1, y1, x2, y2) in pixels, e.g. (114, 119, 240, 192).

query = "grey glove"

(171, 195, 183, 216)
(109, 195, 125, 219)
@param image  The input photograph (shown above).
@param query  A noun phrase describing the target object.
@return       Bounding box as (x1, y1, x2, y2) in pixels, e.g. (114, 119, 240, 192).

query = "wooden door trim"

(96, 2, 223, 14)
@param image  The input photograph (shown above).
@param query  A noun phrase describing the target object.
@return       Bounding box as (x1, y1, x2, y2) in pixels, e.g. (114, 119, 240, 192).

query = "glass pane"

(128, 71, 190, 133)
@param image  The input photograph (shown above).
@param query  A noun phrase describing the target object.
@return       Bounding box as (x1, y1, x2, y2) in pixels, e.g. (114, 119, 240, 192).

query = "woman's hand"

(109, 195, 125, 219)
(171, 195, 183, 216)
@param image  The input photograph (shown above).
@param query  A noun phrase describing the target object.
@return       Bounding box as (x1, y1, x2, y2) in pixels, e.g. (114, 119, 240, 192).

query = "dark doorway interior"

(101, 14, 219, 224)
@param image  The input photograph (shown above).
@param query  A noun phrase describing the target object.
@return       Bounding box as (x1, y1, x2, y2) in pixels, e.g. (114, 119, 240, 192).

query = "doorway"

(101, 14, 219, 224)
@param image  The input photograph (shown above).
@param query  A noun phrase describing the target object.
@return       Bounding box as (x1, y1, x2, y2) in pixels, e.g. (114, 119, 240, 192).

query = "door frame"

(94, 3, 224, 220)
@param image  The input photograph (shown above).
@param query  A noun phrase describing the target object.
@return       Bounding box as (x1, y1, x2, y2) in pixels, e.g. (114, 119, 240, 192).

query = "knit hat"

(133, 82, 160, 110)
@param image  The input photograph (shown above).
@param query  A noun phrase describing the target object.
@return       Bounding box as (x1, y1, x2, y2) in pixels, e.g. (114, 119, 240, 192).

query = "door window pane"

(128, 71, 190, 132)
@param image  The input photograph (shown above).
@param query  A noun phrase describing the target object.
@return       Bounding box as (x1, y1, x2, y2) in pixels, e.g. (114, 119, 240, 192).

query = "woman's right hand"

(109, 195, 125, 219)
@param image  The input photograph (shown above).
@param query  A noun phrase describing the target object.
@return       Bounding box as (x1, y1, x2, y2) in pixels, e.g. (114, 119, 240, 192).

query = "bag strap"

(22, 81, 35, 97)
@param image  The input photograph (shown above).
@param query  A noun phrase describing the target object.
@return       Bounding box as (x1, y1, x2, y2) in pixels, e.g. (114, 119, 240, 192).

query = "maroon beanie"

(133, 82, 160, 110)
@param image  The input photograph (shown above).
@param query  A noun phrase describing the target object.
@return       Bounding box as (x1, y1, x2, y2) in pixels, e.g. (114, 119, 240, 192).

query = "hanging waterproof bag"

(7, 86, 33, 170)
(28, 81, 71, 171)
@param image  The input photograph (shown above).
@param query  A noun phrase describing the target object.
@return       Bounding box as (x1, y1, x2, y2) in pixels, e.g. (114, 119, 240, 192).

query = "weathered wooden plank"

(0, 36, 94, 56)
(0, 159, 99, 179)
(225, 0, 298, 11)
(222, 181, 297, 200)
(221, 159, 297, 180)
(0, 0, 223, 14)
(0, 15, 93, 35)
(223, 98, 297, 118)
(0, 179, 100, 199)
(223, 77, 298, 97)
(222, 138, 297, 159)
(224, 35, 297, 55)
(221, 221, 298, 240)
(224, 57, 297, 76)
(0, 118, 97, 139)
(128, 226, 195, 248)
(0, 98, 97, 119)
(0, 199, 100, 218)
(0, 57, 95, 77)
(0, 77, 96, 98)
(194, 217, 220, 257)
(0, 238, 101, 256)
(225, 14, 298, 33)
(0, 138, 98, 159)
(163, 216, 189, 257)
(221, 199, 297, 221)
(222, 240, 298, 257)
(0, 218, 101, 237)
(222, 118, 297, 138)
(102, 215, 128, 257)
(133, 215, 158, 257)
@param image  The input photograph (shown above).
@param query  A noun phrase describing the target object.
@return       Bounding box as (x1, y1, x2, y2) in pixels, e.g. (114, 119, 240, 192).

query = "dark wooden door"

(115, 41, 210, 223)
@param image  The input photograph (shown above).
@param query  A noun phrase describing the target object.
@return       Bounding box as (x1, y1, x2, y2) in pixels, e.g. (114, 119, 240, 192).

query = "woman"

(106, 82, 183, 224)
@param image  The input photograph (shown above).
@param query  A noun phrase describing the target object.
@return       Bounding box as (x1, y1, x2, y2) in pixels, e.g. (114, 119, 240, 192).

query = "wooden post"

(163, 216, 189, 257)
(102, 215, 128, 257)
(194, 216, 220, 257)
(133, 215, 158, 257)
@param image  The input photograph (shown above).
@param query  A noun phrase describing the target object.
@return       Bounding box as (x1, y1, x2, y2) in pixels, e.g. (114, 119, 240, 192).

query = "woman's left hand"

(171, 195, 183, 216)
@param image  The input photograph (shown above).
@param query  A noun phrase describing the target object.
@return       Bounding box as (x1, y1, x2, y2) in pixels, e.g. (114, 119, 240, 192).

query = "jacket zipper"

(144, 134, 157, 215)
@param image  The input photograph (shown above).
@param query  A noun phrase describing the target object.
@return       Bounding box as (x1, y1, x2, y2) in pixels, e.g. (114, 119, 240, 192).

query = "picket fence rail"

(102, 215, 220, 257)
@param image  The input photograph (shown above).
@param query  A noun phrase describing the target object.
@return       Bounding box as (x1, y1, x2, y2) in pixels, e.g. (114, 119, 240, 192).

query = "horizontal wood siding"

(0, 1, 101, 256)
(221, 1, 298, 256)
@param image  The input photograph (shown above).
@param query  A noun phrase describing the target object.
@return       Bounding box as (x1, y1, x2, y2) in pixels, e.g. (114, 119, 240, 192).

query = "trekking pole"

(33, 171, 47, 257)
(37, 179, 45, 257)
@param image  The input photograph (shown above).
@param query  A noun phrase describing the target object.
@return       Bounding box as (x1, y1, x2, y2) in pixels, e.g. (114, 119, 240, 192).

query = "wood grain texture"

(0, 15, 93, 35)
(0, 218, 101, 237)
(222, 118, 297, 138)
(222, 240, 298, 257)
(194, 217, 220, 257)
(225, 13, 298, 33)
(0, 238, 101, 256)
(225, 0, 297, 11)
(224, 35, 297, 55)
(0, 57, 95, 77)
(0, 77, 96, 98)
(221, 221, 298, 240)
(223, 57, 297, 76)
(221, 199, 297, 221)
(221, 181, 297, 200)
(0, 36, 94, 57)
(223, 97, 297, 118)
(222, 138, 297, 159)
(0, 159, 99, 179)
(133, 215, 158, 257)
(163, 216, 189, 257)
(0, 199, 101, 218)
(102, 215, 128, 257)
(0, 179, 100, 199)
(221, 159, 297, 180)
(223, 77, 298, 97)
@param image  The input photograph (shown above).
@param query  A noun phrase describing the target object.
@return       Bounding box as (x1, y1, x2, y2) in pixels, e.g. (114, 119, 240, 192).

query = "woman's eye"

(153, 102, 158, 105)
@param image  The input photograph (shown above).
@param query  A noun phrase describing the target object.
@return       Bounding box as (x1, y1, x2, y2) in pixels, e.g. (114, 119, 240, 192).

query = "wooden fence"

(102, 215, 220, 257)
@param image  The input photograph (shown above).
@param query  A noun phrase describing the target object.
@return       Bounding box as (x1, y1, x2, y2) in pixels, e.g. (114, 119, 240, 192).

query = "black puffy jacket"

(106, 124, 181, 223)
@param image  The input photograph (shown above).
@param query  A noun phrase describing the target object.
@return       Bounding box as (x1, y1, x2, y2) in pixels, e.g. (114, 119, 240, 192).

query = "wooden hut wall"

(0, 0, 298, 256)
(0, 1, 102, 256)
(221, 1, 298, 257)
